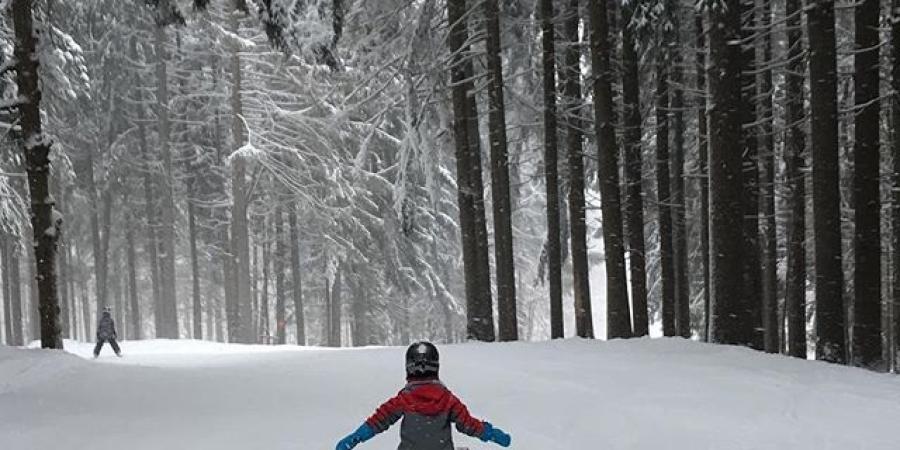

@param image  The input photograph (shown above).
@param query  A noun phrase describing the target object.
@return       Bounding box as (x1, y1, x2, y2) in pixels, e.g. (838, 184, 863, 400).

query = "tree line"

(0, 0, 898, 372)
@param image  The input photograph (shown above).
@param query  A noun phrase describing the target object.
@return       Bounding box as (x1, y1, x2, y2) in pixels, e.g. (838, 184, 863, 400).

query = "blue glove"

(480, 422, 511, 447)
(335, 423, 375, 450)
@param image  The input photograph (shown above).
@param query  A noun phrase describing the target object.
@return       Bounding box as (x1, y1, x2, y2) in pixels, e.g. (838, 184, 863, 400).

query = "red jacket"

(365, 378, 486, 450)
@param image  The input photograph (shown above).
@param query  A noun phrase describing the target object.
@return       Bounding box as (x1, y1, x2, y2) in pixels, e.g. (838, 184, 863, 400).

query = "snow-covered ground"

(1, 338, 899, 450)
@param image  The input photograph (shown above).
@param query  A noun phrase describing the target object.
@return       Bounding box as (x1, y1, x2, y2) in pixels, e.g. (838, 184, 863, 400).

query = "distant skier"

(93, 307, 122, 358)
(335, 341, 511, 450)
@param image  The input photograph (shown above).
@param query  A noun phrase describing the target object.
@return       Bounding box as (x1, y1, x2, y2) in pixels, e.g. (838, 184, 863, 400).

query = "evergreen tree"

(656, 33, 676, 337)
(707, 0, 746, 346)
(447, 0, 495, 342)
(669, 0, 690, 339)
(760, 0, 778, 354)
(10, 0, 62, 348)
(484, 0, 518, 342)
(851, 0, 882, 370)
(589, 0, 632, 339)
(694, 11, 711, 341)
(562, 0, 593, 340)
(784, 0, 808, 359)
(621, 0, 648, 337)
(540, 0, 568, 339)
(807, 0, 846, 364)
(741, 0, 763, 350)
(892, 0, 900, 372)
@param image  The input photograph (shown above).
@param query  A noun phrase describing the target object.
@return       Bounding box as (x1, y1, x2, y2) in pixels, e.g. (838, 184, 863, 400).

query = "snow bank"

(0, 345, 85, 395)
(2, 338, 899, 449)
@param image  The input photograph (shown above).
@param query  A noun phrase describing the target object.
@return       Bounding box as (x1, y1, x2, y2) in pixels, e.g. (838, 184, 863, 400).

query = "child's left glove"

(335, 423, 375, 450)
(480, 422, 511, 447)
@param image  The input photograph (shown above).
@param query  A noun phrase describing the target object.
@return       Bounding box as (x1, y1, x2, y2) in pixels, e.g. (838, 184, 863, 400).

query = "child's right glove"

(480, 422, 512, 447)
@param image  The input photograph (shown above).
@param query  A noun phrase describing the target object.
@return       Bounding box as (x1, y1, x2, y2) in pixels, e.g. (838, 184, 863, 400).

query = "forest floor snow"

(1, 338, 899, 450)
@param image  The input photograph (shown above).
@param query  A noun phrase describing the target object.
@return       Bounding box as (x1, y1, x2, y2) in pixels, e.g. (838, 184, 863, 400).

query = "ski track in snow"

(1, 338, 899, 450)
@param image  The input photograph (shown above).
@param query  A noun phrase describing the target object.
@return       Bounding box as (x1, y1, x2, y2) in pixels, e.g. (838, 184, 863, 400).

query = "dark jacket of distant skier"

(335, 341, 511, 450)
(93, 309, 122, 357)
(97, 311, 117, 340)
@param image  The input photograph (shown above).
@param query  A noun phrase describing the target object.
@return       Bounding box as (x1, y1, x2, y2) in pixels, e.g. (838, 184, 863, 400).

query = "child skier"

(336, 341, 511, 450)
(93, 307, 122, 358)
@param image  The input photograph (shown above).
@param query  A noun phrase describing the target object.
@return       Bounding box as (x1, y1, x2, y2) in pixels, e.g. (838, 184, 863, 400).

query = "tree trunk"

(206, 263, 217, 342)
(54, 173, 68, 339)
(484, 0, 518, 342)
(708, 0, 746, 345)
(467, 86, 494, 342)
(2, 234, 22, 345)
(562, 0, 594, 339)
(274, 208, 286, 345)
(74, 248, 85, 340)
(670, 6, 690, 338)
(656, 50, 676, 337)
(204, 265, 213, 341)
(695, 12, 711, 342)
(27, 242, 38, 342)
(154, 25, 178, 339)
(289, 207, 305, 345)
(330, 264, 343, 347)
(112, 252, 124, 337)
(2, 235, 11, 344)
(11, 240, 23, 346)
(250, 242, 258, 340)
(66, 239, 75, 340)
(539, 0, 566, 339)
(94, 85, 116, 318)
(622, 1, 648, 337)
(99, 188, 114, 316)
(807, 0, 846, 364)
(136, 83, 162, 340)
(74, 253, 81, 341)
(447, 0, 495, 342)
(760, 0, 778, 354)
(86, 146, 107, 319)
(401, 293, 411, 345)
(211, 108, 236, 343)
(125, 193, 142, 340)
(851, 0, 882, 370)
(229, 5, 253, 344)
(351, 278, 367, 347)
(11, 0, 62, 348)
(590, 0, 632, 339)
(323, 274, 331, 346)
(81, 292, 90, 341)
(740, 0, 763, 350)
(75, 241, 90, 341)
(188, 195, 202, 340)
(103, 189, 115, 324)
(892, 0, 900, 372)
(784, 0, 807, 359)
(260, 234, 270, 340)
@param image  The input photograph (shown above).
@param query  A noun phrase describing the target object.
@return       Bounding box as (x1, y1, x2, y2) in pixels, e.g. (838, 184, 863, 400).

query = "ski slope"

(1, 338, 898, 450)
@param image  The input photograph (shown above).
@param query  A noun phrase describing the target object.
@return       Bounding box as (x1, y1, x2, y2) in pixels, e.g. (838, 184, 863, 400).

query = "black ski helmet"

(405, 341, 439, 378)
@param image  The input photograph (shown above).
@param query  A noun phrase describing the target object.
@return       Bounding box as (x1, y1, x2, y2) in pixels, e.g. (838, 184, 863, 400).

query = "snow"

(2, 338, 900, 449)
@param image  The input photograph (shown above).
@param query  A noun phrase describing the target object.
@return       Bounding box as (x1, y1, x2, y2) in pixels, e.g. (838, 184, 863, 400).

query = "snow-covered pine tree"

(10, 0, 62, 348)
